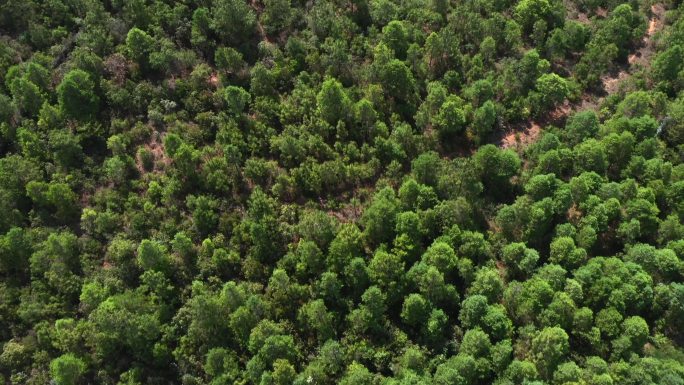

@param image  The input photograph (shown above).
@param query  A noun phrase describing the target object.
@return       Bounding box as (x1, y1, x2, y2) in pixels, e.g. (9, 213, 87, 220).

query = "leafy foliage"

(0, 1, 683, 385)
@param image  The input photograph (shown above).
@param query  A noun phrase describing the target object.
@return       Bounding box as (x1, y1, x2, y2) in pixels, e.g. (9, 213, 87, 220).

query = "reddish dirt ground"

(208, 73, 220, 87)
(250, 0, 273, 44)
(501, 122, 541, 149)
(630, 4, 665, 67)
(135, 131, 171, 175)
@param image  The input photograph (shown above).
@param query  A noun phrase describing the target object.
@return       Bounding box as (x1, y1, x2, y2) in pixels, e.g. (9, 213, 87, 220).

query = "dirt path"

(500, 4, 665, 150)
(630, 4, 665, 67)
(250, 0, 272, 44)
(603, 4, 664, 94)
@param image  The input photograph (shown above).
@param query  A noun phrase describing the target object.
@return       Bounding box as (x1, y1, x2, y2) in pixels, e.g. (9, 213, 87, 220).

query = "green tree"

(377, 59, 417, 105)
(191, 7, 213, 53)
(339, 362, 375, 385)
(473, 145, 521, 195)
(26, 181, 79, 224)
(298, 299, 335, 343)
(328, 223, 363, 273)
(564, 110, 599, 145)
(205, 348, 239, 384)
(246, 334, 299, 384)
(215, 47, 246, 75)
(261, 0, 292, 35)
(50, 354, 86, 385)
(502, 242, 539, 279)
(549, 236, 587, 269)
(515, 0, 562, 33)
(573, 139, 607, 175)
(382, 21, 409, 59)
(348, 285, 387, 335)
(137, 239, 170, 273)
(362, 187, 400, 246)
(459, 294, 489, 330)
(401, 293, 431, 327)
(471, 100, 497, 143)
(652, 45, 684, 94)
(187, 194, 219, 237)
(317, 78, 352, 126)
(126, 27, 154, 69)
(57, 69, 100, 121)
(211, 0, 256, 46)
(470, 268, 504, 303)
(8, 77, 43, 117)
(222, 86, 250, 116)
(612, 316, 649, 359)
(298, 210, 338, 249)
(368, 249, 405, 305)
(0, 227, 31, 276)
(534, 73, 569, 110)
(411, 151, 441, 186)
(460, 328, 492, 358)
(531, 326, 569, 379)
(89, 290, 161, 362)
(435, 96, 467, 140)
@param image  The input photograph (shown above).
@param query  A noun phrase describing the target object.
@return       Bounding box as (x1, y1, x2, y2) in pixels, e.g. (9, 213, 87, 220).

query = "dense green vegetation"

(1, 0, 684, 384)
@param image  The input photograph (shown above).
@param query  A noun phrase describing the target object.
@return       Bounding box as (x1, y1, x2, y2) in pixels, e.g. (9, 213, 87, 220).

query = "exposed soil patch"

(549, 102, 573, 121)
(576, 95, 599, 111)
(208, 73, 220, 88)
(576, 12, 591, 25)
(256, 22, 270, 43)
(500, 101, 572, 150)
(602, 70, 630, 95)
(649, 4, 664, 35)
(103, 53, 129, 85)
(136, 131, 171, 175)
(626, 4, 664, 68)
(250, 0, 273, 44)
(567, 204, 583, 224)
(327, 204, 362, 223)
(501, 122, 541, 150)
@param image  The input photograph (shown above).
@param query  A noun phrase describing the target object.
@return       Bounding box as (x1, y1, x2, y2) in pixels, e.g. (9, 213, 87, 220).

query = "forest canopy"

(1, 0, 684, 384)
